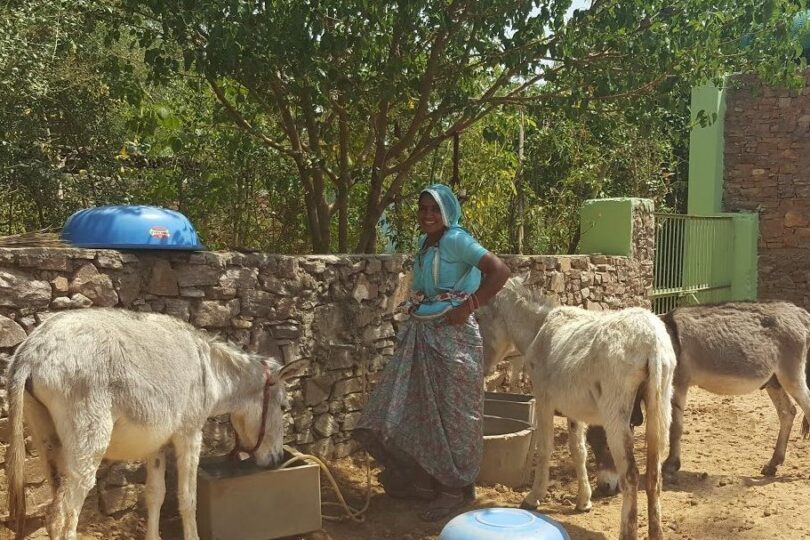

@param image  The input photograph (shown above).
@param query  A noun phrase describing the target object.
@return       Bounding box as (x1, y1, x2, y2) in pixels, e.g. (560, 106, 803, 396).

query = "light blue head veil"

(420, 183, 462, 229)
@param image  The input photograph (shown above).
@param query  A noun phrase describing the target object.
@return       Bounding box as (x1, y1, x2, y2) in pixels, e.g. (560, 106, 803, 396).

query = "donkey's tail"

(6, 353, 32, 538)
(645, 318, 677, 474)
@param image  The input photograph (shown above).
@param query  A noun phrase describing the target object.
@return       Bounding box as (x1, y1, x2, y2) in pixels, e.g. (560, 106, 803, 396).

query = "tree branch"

(384, 0, 469, 162)
(204, 74, 297, 158)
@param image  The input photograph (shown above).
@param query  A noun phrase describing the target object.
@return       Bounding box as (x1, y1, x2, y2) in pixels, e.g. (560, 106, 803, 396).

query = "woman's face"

(418, 193, 445, 236)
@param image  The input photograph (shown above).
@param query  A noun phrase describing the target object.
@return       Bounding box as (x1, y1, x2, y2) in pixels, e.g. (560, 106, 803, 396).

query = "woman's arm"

(445, 252, 511, 325)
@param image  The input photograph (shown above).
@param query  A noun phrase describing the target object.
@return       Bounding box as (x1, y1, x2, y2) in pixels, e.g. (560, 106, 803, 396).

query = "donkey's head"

(477, 300, 517, 376)
(476, 277, 531, 375)
(477, 276, 558, 375)
(231, 358, 307, 468)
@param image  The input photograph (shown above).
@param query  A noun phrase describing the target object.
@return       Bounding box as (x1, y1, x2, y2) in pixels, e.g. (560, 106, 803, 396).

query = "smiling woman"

(354, 183, 511, 522)
(417, 192, 445, 237)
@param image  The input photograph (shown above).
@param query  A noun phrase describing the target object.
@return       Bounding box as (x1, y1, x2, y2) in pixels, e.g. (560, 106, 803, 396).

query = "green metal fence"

(651, 213, 735, 314)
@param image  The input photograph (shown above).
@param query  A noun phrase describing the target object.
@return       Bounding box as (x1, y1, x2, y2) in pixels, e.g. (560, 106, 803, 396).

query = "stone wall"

(724, 69, 810, 308)
(0, 201, 653, 520)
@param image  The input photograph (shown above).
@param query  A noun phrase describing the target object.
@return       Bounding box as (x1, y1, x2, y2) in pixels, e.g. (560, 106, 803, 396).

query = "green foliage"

(2, 0, 808, 254)
(0, 1, 138, 233)
(380, 117, 521, 254)
(117, 86, 311, 252)
(379, 102, 682, 255)
(521, 110, 677, 253)
(113, 0, 806, 252)
(0, 1, 311, 251)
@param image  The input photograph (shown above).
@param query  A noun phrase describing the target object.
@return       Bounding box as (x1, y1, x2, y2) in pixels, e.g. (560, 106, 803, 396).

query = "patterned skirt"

(354, 315, 484, 489)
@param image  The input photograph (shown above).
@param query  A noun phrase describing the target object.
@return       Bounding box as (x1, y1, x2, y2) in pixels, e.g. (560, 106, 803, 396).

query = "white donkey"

(5, 308, 305, 540)
(477, 278, 675, 540)
(553, 301, 810, 496)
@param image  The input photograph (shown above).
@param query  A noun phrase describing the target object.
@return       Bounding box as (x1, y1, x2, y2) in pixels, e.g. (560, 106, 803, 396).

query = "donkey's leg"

(775, 360, 810, 464)
(520, 406, 554, 509)
(506, 354, 525, 386)
(23, 394, 66, 539)
(49, 409, 112, 540)
(145, 450, 167, 540)
(567, 420, 592, 511)
(173, 431, 203, 540)
(605, 422, 639, 540)
(663, 377, 689, 474)
(761, 380, 795, 476)
(23, 394, 63, 502)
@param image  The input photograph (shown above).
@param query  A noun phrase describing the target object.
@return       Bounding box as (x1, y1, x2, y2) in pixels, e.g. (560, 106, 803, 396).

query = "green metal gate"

(651, 214, 735, 314)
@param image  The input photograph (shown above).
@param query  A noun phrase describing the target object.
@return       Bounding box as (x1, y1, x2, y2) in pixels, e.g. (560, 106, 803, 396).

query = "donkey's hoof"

(575, 501, 593, 512)
(761, 464, 778, 477)
(519, 500, 538, 511)
(662, 458, 681, 474)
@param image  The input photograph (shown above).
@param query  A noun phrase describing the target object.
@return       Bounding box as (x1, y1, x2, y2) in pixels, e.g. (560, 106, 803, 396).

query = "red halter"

(230, 360, 276, 459)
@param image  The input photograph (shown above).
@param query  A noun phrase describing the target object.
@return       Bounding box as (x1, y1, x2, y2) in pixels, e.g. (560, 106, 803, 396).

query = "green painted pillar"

(688, 84, 726, 215)
(579, 198, 634, 256)
(579, 198, 653, 258)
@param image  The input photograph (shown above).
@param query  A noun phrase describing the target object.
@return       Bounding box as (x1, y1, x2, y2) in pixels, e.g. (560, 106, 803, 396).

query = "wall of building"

(723, 69, 810, 308)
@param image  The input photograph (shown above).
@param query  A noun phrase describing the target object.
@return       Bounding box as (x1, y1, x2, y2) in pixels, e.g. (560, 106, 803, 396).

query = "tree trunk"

(355, 157, 386, 253)
(337, 181, 349, 253)
(356, 208, 380, 253)
(451, 132, 460, 188)
(511, 109, 526, 254)
(516, 109, 525, 254)
(298, 166, 331, 253)
(337, 108, 350, 253)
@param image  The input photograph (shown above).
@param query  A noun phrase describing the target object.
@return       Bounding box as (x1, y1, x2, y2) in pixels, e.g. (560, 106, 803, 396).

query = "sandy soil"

(4, 387, 810, 540)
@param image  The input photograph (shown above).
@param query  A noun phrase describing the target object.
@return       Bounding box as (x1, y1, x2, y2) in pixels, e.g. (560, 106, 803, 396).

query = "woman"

(354, 183, 511, 521)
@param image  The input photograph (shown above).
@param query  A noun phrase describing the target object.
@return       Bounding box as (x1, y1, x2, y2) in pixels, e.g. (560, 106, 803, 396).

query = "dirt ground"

(5, 387, 810, 540)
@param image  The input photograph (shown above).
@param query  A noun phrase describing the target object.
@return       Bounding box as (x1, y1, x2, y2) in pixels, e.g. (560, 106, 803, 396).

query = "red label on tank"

(149, 226, 170, 239)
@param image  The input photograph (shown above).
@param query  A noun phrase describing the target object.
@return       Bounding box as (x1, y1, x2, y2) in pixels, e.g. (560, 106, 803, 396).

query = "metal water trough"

(479, 393, 537, 488)
(484, 391, 536, 425)
(478, 415, 535, 488)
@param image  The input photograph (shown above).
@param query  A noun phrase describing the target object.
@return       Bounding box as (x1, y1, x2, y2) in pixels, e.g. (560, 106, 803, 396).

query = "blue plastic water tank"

(794, 10, 810, 49)
(61, 205, 205, 250)
(439, 508, 570, 540)
(741, 9, 810, 50)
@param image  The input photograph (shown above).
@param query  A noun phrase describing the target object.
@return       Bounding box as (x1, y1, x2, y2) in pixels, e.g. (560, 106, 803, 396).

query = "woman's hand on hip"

(445, 304, 471, 326)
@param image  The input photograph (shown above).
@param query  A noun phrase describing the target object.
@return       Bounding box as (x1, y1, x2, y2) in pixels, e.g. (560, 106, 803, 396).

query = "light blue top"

(412, 184, 488, 316)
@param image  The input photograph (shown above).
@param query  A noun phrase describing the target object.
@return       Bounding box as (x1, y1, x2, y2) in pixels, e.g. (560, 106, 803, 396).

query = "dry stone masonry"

(724, 69, 810, 308)
(0, 201, 653, 520)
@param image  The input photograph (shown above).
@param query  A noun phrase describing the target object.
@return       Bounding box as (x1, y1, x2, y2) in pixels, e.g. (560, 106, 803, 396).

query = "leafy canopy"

(110, 0, 805, 252)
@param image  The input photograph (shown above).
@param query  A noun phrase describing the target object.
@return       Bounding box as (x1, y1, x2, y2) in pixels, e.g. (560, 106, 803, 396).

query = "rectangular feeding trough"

(197, 451, 322, 540)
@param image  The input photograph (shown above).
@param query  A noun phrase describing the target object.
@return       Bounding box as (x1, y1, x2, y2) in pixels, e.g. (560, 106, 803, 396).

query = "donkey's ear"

(277, 359, 308, 382)
(506, 275, 526, 290)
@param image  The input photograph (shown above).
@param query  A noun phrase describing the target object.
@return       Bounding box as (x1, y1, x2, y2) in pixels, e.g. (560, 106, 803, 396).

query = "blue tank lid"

(61, 205, 205, 250)
(439, 508, 570, 540)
